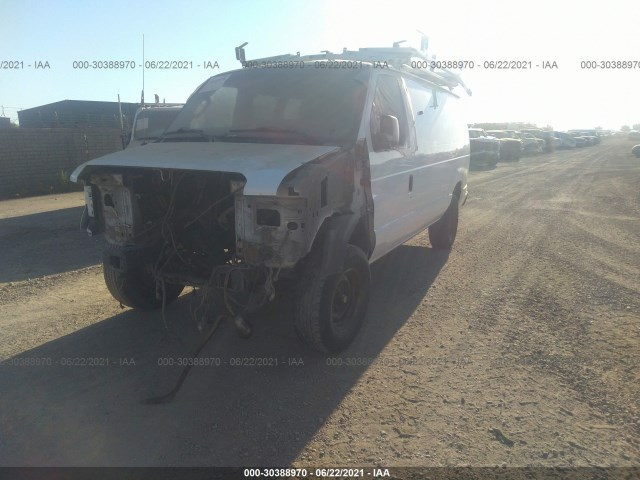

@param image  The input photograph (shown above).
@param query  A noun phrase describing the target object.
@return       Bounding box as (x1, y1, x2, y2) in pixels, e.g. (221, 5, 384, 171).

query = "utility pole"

(141, 34, 145, 104)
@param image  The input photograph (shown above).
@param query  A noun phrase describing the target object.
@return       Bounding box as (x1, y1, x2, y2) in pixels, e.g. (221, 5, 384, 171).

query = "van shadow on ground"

(0, 206, 104, 284)
(0, 244, 449, 466)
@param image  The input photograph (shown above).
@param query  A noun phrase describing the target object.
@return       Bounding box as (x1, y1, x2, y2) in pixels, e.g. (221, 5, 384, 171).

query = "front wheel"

(103, 262, 184, 310)
(294, 244, 371, 352)
(429, 195, 459, 249)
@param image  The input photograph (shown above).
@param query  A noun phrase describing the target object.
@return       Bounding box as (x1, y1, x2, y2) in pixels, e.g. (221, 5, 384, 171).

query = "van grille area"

(92, 169, 243, 284)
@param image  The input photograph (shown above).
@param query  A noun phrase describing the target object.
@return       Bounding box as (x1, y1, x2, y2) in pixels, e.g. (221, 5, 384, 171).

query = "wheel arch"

(305, 213, 372, 278)
(452, 181, 462, 199)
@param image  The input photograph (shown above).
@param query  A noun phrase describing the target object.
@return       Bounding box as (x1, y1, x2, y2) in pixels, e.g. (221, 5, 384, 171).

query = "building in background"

(17, 100, 140, 129)
(0, 117, 11, 129)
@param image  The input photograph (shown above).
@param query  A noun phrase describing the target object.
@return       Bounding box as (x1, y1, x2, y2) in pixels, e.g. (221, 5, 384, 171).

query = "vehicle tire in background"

(429, 194, 459, 249)
(294, 244, 370, 352)
(103, 262, 184, 310)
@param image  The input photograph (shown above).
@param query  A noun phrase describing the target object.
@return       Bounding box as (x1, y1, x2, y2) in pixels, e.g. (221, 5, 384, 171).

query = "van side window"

(406, 78, 468, 154)
(370, 75, 408, 152)
(406, 80, 433, 120)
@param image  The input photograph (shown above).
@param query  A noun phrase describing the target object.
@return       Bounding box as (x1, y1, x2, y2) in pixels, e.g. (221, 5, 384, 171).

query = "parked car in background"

(569, 130, 602, 144)
(516, 132, 545, 154)
(627, 130, 640, 141)
(582, 136, 600, 146)
(485, 130, 522, 161)
(569, 132, 594, 146)
(504, 129, 519, 139)
(554, 131, 577, 149)
(469, 128, 500, 168)
(521, 129, 556, 153)
(127, 104, 184, 148)
(632, 145, 640, 157)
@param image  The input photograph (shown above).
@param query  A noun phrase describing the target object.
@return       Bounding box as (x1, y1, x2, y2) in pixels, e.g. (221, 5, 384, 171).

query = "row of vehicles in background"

(468, 127, 603, 168)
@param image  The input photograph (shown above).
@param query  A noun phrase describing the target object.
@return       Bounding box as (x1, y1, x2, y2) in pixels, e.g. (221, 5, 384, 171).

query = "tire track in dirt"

(466, 143, 640, 463)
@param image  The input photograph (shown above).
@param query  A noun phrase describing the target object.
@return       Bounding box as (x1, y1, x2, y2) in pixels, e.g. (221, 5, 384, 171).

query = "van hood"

(71, 142, 341, 195)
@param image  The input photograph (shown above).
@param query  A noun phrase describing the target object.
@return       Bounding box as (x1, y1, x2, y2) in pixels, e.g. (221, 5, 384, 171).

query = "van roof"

(199, 61, 463, 101)
(234, 43, 472, 96)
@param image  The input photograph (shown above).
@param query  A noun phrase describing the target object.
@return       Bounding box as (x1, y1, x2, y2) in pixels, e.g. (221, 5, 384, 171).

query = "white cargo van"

(71, 43, 471, 352)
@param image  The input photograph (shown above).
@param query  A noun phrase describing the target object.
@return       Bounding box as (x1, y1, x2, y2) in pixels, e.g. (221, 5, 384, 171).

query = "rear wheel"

(103, 262, 183, 310)
(429, 195, 459, 249)
(294, 244, 370, 352)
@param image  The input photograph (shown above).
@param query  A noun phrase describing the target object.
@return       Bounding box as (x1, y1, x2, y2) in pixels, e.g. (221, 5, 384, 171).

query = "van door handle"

(408, 174, 413, 193)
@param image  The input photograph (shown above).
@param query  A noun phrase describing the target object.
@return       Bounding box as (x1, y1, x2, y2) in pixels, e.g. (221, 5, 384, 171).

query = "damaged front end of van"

(73, 141, 371, 310)
(71, 65, 375, 349)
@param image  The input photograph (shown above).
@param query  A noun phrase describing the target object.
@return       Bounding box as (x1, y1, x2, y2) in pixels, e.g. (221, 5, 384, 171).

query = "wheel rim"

(330, 268, 360, 335)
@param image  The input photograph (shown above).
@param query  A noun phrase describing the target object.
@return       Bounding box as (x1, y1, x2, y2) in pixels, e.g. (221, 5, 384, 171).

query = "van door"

(404, 79, 444, 228)
(367, 73, 419, 262)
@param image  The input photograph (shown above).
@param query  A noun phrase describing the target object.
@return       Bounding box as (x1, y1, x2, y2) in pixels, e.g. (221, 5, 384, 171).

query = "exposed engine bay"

(85, 168, 309, 330)
(90, 166, 312, 264)
(93, 169, 240, 276)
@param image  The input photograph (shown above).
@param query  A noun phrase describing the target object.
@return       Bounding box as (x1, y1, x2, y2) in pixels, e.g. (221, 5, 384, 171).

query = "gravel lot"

(0, 138, 638, 468)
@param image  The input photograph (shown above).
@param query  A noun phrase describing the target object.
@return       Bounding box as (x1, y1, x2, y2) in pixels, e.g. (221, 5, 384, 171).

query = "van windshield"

(164, 67, 369, 146)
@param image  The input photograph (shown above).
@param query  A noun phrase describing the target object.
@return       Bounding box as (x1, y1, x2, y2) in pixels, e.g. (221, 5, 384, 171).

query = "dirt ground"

(0, 138, 638, 469)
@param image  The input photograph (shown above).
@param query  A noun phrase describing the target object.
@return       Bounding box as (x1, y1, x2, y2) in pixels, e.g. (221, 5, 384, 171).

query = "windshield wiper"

(161, 128, 211, 141)
(227, 127, 322, 144)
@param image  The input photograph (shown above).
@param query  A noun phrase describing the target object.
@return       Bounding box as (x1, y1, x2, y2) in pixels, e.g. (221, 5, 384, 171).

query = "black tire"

(294, 244, 370, 352)
(103, 262, 184, 310)
(429, 194, 459, 249)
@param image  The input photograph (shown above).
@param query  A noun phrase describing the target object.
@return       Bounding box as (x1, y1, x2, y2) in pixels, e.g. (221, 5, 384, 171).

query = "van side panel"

(369, 77, 469, 263)
(366, 73, 424, 261)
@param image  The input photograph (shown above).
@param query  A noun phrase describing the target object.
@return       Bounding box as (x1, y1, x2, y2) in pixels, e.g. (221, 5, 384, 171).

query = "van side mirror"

(380, 115, 400, 146)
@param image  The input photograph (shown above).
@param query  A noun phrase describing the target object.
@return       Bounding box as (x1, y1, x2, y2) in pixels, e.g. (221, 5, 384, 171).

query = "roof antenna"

(392, 40, 406, 48)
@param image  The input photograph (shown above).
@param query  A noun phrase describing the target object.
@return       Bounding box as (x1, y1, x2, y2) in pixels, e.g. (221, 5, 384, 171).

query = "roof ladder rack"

(234, 38, 472, 96)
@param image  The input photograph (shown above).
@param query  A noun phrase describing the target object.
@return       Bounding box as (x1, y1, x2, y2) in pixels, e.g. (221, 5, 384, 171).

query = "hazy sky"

(1, 0, 638, 130)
